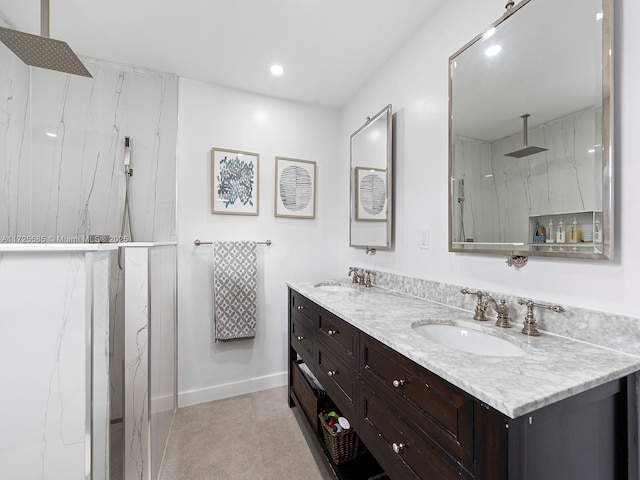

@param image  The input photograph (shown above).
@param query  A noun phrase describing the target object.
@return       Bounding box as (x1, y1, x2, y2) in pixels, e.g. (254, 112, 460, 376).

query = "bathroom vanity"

(287, 281, 640, 480)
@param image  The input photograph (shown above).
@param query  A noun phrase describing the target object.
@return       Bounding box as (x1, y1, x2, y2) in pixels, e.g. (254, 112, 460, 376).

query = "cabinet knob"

(327, 329, 338, 336)
(392, 379, 405, 388)
(327, 370, 337, 377)
(296, 335, 304, 341)
(297, 305, 305, 310)
(392, 442, 405, 454)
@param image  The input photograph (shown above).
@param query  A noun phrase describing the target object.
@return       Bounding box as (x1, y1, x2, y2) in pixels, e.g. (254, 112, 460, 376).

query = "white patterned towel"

(213, 241, 258, 342)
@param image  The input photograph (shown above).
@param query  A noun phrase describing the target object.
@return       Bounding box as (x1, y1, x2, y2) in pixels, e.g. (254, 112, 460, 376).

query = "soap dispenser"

(556, 219, 565, 243)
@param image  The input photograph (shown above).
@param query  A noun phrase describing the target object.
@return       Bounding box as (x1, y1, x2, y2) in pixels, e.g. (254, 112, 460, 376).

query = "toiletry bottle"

(547, 219, 554, 243)
(570, 217, 581, 243)
(556, 219, 565, 243)
(594, 219, 602, 243)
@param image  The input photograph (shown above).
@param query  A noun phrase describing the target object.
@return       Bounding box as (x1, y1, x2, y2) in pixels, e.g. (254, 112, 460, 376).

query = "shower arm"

(41, 0, 49, 37)
(521, 114, 529, 147)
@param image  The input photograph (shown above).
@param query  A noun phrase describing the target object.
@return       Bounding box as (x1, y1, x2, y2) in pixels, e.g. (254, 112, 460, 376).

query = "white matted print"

(355, 167, 387, 221)
(274, 157, 316, 219)
(211, 148, 259, 215)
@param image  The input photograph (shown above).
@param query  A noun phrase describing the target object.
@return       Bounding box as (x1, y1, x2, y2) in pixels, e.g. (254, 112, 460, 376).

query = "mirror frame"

(447, 0, 613, 261)
(350, 104, 393, 251)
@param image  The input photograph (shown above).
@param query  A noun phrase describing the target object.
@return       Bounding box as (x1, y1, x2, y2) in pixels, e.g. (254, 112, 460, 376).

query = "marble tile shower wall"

(0, 51, 178, 243)
(373, 270, 640, 357)
(452, 107, 600, 243)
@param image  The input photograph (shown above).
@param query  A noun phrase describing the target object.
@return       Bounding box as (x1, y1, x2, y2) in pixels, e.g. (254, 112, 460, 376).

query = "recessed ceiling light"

(485, 45, 502, 57)
(596, 11, 603, 21)
(270, 64, 284, 76)
(46, 132, 57, 138)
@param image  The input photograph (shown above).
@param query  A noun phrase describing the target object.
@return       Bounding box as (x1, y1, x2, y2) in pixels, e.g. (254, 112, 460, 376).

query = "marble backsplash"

(0, 48, 178, 243)
(371, 269, 640, 357)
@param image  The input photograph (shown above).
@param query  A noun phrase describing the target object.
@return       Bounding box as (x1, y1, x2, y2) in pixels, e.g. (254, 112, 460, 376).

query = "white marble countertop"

(288, 279, 640, 418)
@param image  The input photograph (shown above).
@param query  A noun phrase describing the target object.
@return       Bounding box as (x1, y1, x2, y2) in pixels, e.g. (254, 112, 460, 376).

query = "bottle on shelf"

(594, 219, 602, 243)
(547, 219, 554, 243)
(569, 217, 582, 243)
(556, 219, 565, 243)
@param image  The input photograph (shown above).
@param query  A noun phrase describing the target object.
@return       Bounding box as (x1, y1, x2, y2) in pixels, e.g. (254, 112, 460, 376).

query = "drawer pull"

(392, 442, 405, 454)
(297, 305, 305, 310)
(327, 329, 338, 336)
(296, 335, 304, 341)
(327, 370, 337, 377)
(392, 379, 405, 388)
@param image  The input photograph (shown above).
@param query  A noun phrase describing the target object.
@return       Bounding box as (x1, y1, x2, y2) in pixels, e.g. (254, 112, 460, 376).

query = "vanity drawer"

(316, 344, 357, 421)
(361, 333, 474, 471)
(317, 308, 357, 367)
(290, 290, 316, 330)
(291, 317, 315, 367)
(359, 381, 471, 480)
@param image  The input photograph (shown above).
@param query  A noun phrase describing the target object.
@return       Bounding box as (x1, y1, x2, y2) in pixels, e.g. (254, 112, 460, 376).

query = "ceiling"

(0, 0, 445, 108)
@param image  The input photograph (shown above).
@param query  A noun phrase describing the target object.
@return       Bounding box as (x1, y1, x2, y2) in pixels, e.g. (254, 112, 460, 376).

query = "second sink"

(412, 321, 526, 357)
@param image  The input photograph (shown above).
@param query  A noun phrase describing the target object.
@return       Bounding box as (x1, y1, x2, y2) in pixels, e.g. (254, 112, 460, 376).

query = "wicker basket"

(318, 413, 366, 464)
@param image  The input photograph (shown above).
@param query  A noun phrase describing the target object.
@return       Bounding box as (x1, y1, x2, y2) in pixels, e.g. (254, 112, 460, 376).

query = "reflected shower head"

(505, 114, 547, 158)
(0, 0, 92, 77)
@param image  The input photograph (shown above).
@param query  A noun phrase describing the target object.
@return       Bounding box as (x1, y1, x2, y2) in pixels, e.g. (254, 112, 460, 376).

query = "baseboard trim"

(178, 371, 288, 407)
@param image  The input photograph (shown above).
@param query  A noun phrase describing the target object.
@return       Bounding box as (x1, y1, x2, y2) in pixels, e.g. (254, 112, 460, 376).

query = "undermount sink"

(313, 282, 354, 293)
(412, 322, 526, 357)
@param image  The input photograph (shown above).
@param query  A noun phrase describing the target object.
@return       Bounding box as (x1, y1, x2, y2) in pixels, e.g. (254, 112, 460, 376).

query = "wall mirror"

(350, 104, 393, 252)
(448, 0, 612, 261)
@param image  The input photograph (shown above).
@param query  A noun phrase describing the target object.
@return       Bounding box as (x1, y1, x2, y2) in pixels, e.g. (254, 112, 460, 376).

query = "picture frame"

(211, 147, 259, 215)
(274, 157, 316, 219)
(355, 166, 387, 221)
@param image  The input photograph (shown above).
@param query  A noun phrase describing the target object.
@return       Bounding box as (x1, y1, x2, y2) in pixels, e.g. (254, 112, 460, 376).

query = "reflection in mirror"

(350, 104, 392, 251)
(448, 0, 612, 260)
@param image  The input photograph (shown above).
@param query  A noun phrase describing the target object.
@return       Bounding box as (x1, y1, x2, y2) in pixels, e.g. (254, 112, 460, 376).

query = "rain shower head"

(0, 0, 92, 77)
(504, 114, 547, 158)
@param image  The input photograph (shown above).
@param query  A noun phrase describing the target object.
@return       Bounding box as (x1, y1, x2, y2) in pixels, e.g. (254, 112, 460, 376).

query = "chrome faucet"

(484, 296, 511, 328)
(348, 266, 365, 285)
(460, 288, 488, 321)
(518, 299, 565, 336)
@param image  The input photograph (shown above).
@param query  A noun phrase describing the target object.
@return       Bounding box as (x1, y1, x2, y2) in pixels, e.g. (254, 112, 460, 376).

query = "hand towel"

(213, 241, 257, 342)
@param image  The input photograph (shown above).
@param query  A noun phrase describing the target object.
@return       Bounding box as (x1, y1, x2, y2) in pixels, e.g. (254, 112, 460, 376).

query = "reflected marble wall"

(124, 245, 176, 480)
(453, 107, 601, 243)
(0, 250, 113, 480)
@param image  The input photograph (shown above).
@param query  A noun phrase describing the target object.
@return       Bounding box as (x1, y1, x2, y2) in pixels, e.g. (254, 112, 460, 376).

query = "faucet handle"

(518, 299, 565, 336)
(348, 266, 359, 283)
(364, 270, 376, 287)
(461, 288, 488, 321)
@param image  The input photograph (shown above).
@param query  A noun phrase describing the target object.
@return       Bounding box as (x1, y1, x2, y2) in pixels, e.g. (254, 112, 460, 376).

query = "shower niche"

(448, 0, 612, 261)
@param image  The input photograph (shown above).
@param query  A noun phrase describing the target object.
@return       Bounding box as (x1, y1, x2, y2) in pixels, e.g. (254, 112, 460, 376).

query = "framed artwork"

(355, 166, 387, 221)
(211, 147, 259, 215)
(274, 157, 316, 218)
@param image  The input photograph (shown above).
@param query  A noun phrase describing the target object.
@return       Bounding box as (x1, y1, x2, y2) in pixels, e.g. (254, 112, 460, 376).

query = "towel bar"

(194, 239, 271, 246)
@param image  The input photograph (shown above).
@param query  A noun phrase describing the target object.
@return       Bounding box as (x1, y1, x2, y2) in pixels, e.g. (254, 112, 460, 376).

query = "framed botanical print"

(211, 147, 259, 215)
(274, 157, 316, 219)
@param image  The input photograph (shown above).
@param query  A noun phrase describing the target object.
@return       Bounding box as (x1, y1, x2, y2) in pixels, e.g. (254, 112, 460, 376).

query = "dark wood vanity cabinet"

(287, 288, 638, 480)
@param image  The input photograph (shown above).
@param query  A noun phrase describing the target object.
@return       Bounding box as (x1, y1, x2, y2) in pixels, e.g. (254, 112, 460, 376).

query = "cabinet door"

(317, 308, 358, 368)
(291, 317, 315, 368)
(359, 381, 472, 480)
(290, 290, 316, 330)
(361, 333, 474, 471)
(316, 343, 358, 421)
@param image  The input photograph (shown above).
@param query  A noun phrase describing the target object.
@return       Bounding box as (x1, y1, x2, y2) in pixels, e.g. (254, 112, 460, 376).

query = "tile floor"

(159, 386, 334, 480)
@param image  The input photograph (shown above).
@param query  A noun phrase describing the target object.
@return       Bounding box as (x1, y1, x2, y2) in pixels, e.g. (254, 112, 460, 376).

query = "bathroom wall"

(338, 0, 640, 323)
(177, 79, 340, 406)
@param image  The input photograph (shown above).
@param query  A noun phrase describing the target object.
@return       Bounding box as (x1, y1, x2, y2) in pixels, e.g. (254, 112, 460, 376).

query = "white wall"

(338, 0, 640, 320)
(177, 79, 340, 405)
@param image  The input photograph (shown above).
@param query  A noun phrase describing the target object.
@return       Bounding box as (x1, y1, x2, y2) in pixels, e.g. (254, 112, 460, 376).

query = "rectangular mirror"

(350, 104, 393, 251)
(448, 0, 612, 260)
